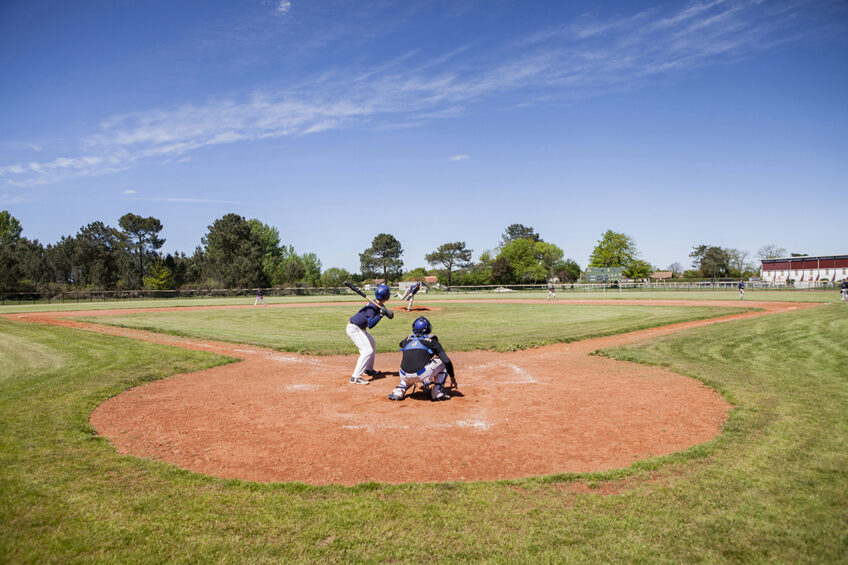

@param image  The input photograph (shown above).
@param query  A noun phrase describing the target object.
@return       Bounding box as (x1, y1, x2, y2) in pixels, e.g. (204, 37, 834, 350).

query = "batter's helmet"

(375, 284, 391, 301)
(412, 316, 431, 335)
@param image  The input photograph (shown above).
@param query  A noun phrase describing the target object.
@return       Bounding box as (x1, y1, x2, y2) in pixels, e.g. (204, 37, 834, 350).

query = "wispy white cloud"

(276, 0, 291, 15)
(123, 189, 137, 194)
(0, 0, 826, 187)
(141, 197, 241, 204)
(450, 154, 470, 161)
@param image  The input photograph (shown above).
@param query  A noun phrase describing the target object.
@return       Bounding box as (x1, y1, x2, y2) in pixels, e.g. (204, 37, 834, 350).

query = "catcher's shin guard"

(430, 384, 450, 401)
(388, 384, 408, 401)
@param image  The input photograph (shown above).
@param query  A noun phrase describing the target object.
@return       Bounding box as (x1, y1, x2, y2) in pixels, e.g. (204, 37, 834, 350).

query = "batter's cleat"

(364, 369, 378, 377)
(349, 376, 369, 385)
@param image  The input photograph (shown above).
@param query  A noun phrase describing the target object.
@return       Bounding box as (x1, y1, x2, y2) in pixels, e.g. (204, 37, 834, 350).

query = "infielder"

(841, 279, 848, 301)
(400, 281, 422, 311)
(346, 284, 391, 384)
(388, 316, 456, 402)
(254, 288, 267, 307)
(738, 279, 745, 300)
(547, 283, 557, 302)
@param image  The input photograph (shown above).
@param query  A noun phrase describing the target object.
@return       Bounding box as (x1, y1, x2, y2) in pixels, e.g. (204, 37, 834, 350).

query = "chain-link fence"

(1, 280, 839, 306)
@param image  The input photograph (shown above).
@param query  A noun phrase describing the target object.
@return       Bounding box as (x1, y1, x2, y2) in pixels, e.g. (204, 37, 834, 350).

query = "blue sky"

(2, 0, 847, 272)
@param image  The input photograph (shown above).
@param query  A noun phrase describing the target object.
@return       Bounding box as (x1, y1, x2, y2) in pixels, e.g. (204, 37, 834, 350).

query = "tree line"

(357, 224, 582, 288)
(0, 212, 586, 292)
(1, 209, 788, 293)
(0, 211, 323, 293)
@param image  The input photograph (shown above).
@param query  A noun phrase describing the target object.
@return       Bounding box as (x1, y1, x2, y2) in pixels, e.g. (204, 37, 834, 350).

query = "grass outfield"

(0, 288, 840, 314)
(0, 305, 846, 562)
(76, 302, 751, 354)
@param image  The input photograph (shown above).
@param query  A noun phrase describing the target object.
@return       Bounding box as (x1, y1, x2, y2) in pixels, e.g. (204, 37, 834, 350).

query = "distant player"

(738, 279, 745, 300)
(547, 283, 557, 302)
(400, 281, 422, 311)
(254, 288, 267, 307)
(345, 284, 391, 384)
(841, 279, 848, 302)
(388, 316, 456, 402)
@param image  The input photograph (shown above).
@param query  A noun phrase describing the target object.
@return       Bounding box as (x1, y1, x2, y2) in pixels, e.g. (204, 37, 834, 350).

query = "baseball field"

(1, 294, 846, 562)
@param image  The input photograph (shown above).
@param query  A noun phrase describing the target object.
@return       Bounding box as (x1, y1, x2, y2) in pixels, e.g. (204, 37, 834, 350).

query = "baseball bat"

(344, 281, 394, 319)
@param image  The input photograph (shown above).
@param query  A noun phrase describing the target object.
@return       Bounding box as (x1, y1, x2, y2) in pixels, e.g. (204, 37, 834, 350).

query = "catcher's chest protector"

(400, 335, 434, 355)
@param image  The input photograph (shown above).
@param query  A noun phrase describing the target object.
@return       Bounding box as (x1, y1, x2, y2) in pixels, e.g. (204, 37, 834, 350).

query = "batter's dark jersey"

(399, 334, 455, 379)
(349, 303, 383, 329)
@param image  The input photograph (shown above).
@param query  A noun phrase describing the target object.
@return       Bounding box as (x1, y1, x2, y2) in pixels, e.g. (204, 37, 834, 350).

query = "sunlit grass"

(2, 303, 846, 562)
(77, 302, 750, 354)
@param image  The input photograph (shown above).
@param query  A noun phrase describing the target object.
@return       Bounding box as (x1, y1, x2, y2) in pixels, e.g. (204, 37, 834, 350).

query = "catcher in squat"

(388, 316, 457, 402)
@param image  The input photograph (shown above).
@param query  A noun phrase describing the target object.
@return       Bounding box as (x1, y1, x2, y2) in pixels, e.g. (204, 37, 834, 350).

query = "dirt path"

(4, 300, 819, 485)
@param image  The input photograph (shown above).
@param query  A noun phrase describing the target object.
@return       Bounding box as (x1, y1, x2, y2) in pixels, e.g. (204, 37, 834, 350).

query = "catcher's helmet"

(375, 284, 391, 301)
(412, 316, 431, 335)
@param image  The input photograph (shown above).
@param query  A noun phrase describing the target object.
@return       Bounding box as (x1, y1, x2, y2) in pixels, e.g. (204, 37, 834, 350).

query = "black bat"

(344, 281, 394, 319)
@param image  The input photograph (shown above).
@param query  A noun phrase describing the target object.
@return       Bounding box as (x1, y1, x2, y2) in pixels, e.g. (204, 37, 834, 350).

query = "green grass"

(2, 303, 847, 562)
(0, 287, 839, 314)
(77, 302, 750, 354)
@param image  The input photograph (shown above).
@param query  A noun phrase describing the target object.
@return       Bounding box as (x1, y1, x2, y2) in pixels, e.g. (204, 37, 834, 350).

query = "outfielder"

(388, 316, 456, 402)
(254, 288, 267, 307)
(346, 284, 391, 384)
(738, 279, 745, 300)
(841, 279, 847, 301)
(400, 281, 422, 311)
(547, 283, 557, 302)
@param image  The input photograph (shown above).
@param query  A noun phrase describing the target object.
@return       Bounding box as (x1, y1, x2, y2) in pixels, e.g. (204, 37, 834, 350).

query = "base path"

(6, 300, 818, 485)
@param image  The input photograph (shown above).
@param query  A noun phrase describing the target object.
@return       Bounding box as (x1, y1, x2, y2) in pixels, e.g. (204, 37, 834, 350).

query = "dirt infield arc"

(6, 300, 817, 485)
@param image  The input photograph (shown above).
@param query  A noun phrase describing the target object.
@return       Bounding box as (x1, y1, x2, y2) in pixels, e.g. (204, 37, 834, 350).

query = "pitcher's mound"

(391, 305, 442, 313)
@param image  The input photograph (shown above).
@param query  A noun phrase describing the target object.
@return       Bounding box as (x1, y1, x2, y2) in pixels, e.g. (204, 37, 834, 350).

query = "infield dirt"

(5, 300, 818, 485)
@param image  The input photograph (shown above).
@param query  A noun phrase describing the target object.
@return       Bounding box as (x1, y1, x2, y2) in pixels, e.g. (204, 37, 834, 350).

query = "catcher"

(388, 316, 456, 402)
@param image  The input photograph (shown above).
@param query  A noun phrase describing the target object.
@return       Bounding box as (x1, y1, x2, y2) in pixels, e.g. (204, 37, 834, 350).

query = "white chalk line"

(342, 417, 492, 432)
(266, 353, 325, 366)
(464, 361, 537, 384)
(285, 383, 322, 391)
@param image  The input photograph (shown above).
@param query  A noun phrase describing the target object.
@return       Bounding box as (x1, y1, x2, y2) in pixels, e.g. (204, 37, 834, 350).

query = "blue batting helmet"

(375, 284, 391, 301)
(412, 316, 431, 335)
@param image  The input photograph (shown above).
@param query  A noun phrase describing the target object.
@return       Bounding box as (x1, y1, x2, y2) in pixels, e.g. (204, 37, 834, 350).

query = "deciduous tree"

(300, 252, 322, 287)
(143, 262, 175, 290)
(498, 239, 547, 282)
(589, 230, 639, 268)
(320, 267, 350, 288)
(624, 259, 654, 280)
(757, 244, 787, 259)
(247, 219, 284, 284)
(491, 257, 512, 284)
(691, 245, 734, 279)
(0, 211, 23, 246)
(553, 259, 581, 283)
(534, 241, 564, 277)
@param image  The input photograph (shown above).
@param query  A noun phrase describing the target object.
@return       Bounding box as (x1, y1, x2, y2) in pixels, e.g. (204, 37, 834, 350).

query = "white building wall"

(761, 267, 848, 282)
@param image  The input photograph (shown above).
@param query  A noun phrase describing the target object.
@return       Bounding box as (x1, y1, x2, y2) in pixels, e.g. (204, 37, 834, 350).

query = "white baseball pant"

(346, 322, 376, 378)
